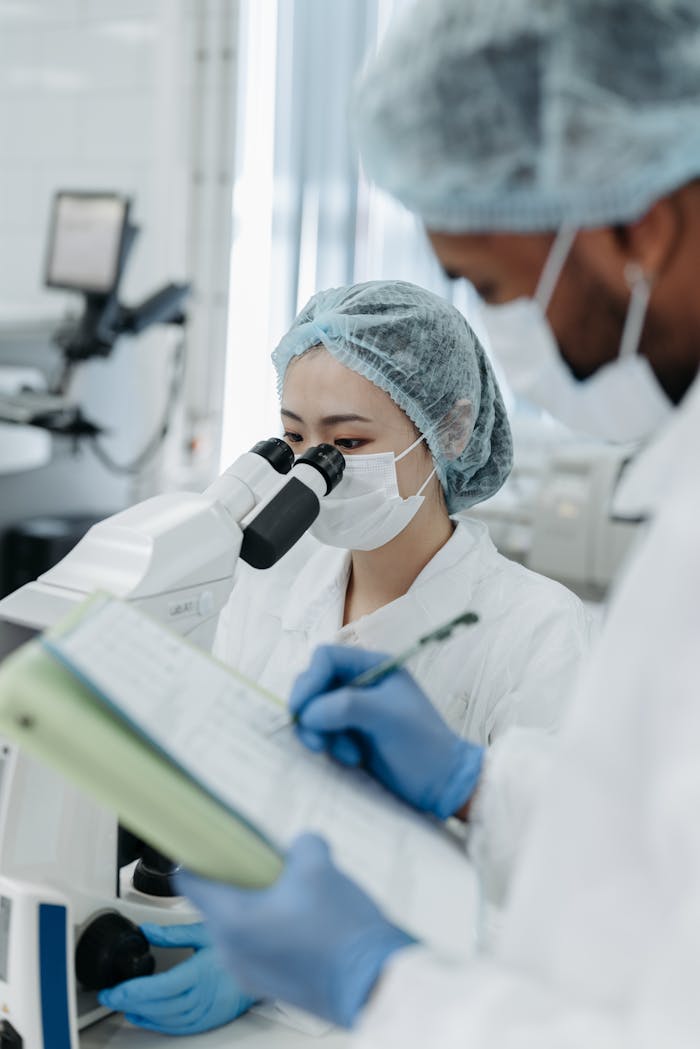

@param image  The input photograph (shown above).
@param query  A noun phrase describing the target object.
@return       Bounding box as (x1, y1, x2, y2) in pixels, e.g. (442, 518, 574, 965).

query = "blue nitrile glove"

(289, 645, 484, 819)
(97, 922, 256, 1035)
(175, 834, 415, 1029)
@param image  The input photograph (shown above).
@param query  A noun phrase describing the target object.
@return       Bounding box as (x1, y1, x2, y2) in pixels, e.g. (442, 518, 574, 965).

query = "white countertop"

(81, 1010, 352, 1048)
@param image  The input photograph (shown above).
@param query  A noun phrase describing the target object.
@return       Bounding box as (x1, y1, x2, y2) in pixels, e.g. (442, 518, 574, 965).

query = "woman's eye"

(334, 438, 365, 450)
(283, 431, 303, 443)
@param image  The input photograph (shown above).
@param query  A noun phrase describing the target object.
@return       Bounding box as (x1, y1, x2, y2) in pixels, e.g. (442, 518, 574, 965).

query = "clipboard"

(0, 593, 478, 953)
(0, 597, 283, 887)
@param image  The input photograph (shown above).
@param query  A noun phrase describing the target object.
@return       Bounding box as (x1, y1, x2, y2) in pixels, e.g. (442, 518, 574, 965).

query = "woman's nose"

(295, 434, 327, 455)
(282, 437, 309, 456)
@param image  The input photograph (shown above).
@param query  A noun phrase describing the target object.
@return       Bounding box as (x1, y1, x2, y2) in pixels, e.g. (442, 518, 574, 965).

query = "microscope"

(0, 437, 344, 1047)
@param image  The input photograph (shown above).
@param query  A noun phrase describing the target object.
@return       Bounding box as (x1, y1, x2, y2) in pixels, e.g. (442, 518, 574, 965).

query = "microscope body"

(1, 444, 286, 648)
(0, 746, 197, 1044)
(0, 439, 343, 1046)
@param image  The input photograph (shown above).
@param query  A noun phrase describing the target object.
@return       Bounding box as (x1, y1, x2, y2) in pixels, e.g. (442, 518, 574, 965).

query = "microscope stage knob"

(0, 1019, 22, 1048)
(75, 911, 155, 991)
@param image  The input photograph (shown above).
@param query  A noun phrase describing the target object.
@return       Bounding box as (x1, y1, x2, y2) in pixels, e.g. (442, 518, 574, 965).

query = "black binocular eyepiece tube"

(295, 443, 345, 494)
(250, 437, 295, 474)
(240, 443, 346, 570)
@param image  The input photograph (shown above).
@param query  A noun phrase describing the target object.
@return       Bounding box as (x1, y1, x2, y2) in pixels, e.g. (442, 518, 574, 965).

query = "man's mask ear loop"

(619, 263, 653, 361)
(534, 226, 578, 312)
(618, 194, 684, 363)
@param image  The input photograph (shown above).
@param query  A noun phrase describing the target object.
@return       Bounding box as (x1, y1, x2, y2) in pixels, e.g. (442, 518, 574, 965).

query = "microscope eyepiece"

(295, 443, 345, 494)
(239, 444, 344, 570)
(250, 437, 294, 474)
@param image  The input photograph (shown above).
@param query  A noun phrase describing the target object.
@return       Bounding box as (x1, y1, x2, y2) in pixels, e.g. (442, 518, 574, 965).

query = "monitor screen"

(45, 192, 130, 295)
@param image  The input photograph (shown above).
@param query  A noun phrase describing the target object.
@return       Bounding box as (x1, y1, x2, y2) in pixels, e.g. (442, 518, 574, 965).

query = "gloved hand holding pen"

(170, 644, 484, 1029)
(289, 644, 484, 820)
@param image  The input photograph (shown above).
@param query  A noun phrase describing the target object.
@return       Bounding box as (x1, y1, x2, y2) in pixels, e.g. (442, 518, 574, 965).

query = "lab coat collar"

(280, 543, 351, 636)
(612, 371, 700, 521)
(335, 520, 492, 654)
(281, 520, 494, 645)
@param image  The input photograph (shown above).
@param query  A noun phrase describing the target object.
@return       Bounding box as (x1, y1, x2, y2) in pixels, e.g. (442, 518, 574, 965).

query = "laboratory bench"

(81, 1011, 352, 1047)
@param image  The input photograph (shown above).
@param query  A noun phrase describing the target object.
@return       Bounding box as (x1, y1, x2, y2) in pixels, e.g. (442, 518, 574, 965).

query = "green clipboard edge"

(0, 637, 284, 888)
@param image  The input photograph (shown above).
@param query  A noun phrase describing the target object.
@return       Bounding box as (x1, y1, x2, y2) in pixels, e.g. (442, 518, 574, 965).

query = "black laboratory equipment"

(0, 514, 106, 599)
(0, 190, 190, 445)
(46, 191, 189, 370)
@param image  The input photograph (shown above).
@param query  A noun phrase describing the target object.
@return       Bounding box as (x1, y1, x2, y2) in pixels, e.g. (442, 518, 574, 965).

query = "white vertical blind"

(220, 0, 488, 468)
(220, 0, 280, 470)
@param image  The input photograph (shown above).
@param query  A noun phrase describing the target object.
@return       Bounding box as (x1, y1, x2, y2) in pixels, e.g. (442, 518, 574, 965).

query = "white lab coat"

(213, 516, 593, 745)
(357, 375, 700, 1049)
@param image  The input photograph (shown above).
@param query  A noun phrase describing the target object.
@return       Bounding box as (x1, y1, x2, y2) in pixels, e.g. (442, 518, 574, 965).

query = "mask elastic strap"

(619, 262, 652, 360)
(395, 432, 426, 463)
(416, 466, 437, 497)
(535, 226, 578, 313)
(396, 433, 436, 497)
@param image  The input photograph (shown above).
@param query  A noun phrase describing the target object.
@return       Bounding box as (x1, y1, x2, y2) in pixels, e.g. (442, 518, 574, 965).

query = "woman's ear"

(439, 399, 474, 460)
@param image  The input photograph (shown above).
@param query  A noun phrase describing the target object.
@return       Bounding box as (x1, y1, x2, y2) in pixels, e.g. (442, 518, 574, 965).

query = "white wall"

(0, 0, 191, 320)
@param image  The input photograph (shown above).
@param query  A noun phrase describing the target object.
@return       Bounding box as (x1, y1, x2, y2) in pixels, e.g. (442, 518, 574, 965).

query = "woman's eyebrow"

(321, 413, 372, 425)
(280, 408, 373, 425)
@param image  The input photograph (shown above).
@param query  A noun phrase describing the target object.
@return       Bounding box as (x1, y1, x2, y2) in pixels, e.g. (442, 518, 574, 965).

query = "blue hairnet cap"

(272, 280, 513, 513)
(354, 0, 700, 232)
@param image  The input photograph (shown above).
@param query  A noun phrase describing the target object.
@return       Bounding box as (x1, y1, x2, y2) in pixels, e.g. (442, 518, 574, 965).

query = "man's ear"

(577, 194, 682, 290)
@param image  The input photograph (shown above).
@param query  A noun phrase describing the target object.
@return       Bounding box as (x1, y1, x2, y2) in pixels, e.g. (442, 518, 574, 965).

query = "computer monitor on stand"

(45, 191, 131, 298)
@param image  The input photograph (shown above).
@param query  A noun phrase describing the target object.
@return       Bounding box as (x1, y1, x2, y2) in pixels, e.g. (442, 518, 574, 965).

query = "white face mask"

(481, 227, 673, 444)
(308, 434, 436, 551)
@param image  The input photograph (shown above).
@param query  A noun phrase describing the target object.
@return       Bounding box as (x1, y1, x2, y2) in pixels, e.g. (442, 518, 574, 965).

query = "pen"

(282, 609, 479, 734)
(348, 609, 479, 688)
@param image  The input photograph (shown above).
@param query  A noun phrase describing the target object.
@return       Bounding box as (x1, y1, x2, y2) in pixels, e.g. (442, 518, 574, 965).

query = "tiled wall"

(0, 0, 194, 318)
